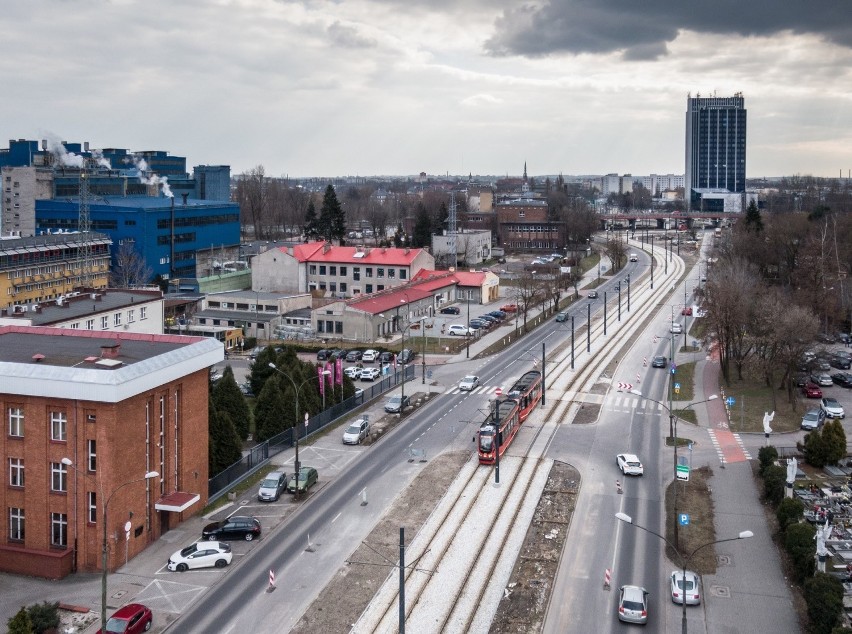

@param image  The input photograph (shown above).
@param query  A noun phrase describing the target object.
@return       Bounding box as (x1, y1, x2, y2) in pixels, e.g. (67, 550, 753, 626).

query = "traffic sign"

(725, 396, 735, 406)
(674, 383, 681, 390)
(679, 513, 690, 526)
(674, 387, 680, 394)
(676, 464, 690, 481)
(495, 387, 503, 398)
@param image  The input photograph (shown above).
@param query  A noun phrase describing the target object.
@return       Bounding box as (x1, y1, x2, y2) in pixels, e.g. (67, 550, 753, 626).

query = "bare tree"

(602, 238, 628, 272)
(233, 166, 269, 239)
(516, 271, 547, 332)
(110, 241, 153, 287)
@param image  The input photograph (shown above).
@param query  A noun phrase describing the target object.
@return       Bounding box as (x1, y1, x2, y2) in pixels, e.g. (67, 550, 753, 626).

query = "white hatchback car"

(617, 453, 644, 476)
(448, 324, 474, 336)
(360, 367, 380, 381)
(344, 366, 361, 379)
(361, 349, 379, 363)
(167, 541, 232, 572)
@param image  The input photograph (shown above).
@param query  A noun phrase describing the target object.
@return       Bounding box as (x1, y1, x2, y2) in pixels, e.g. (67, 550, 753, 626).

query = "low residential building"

(0, 325, 219, 579)
(193, 290, 312, 341)
(431, 230, 492, 268)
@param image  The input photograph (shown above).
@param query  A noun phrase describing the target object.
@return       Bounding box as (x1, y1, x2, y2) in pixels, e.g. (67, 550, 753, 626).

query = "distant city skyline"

(2, 1, 850, 179)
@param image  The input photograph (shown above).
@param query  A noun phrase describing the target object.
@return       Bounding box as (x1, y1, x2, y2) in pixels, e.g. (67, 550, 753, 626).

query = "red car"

(500, 304, 518, 313)
(681, 307, 693, 316)
(97, 603, 152, 633)
(802, 382, 823, 399)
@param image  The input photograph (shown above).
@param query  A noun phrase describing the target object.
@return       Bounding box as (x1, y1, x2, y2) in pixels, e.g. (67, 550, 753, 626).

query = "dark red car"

(97, 603, 152, 633)
(500, 304, 518, 313)
(681, 307, 693, 316)
(802, 381, 823, 399)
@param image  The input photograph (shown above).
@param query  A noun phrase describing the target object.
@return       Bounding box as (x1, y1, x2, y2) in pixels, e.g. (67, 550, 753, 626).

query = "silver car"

(618, 585, 648, 624)
(670, 570, 701, 605)
(257, 471, 286, 502)
(342, 418, 370, 445)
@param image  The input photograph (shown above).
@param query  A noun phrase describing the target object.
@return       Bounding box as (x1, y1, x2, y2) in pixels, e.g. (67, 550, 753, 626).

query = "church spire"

(523, 161, 527, 181)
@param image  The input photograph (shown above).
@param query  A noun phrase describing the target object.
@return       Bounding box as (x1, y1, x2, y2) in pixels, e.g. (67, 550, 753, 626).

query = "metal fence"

(207, 365, 415, 503)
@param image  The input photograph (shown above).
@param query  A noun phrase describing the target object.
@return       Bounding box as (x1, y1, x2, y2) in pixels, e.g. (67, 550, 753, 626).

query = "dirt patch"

(572, 402, 601, 425)
(290, 450, 470, 633)
(664, 465, 716, 573)
(490, 462, 580, 633)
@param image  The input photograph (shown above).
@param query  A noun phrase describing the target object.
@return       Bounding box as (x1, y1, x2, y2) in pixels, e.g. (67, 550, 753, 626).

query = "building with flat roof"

(0, 326, 220, 578)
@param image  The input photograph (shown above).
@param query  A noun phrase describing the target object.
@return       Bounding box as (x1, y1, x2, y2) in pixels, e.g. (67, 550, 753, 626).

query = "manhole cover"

(717, 554, 731, 566)
(709, 585, 731, 598)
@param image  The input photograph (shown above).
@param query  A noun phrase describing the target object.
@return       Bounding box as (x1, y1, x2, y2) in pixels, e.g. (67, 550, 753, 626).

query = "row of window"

(8, 407, 98, 438)
(8, 453, 96, 492)
(66, 307, 148, 330)
(8, 508, 70, 547)
(155, 214, 240, 229)
(502, 225, 561, 233)
(307, 265, 408, 281)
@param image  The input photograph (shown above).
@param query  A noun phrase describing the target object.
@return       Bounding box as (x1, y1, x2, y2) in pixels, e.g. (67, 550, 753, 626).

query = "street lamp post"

(616, 512, 752, 634)
(61, 458, 158, 633)
(268, 363, 329, 499)
(650, 235, 655, 289)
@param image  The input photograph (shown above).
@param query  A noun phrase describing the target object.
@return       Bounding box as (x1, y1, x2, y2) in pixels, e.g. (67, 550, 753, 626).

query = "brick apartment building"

(0, 326, 221, 579)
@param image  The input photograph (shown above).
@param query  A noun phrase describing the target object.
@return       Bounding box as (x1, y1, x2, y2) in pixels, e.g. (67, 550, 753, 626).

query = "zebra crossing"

(446, 384, 502, 396)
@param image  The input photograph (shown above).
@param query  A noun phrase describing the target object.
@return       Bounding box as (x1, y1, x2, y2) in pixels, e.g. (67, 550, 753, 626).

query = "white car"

(670, 570, 701, 605)
(821, 397, 845, 419)
(344, 366, 361, 379)
(342, 417, 370, 444)
(459, 375, 480, 391)
(447, 324, 474, 336)
(360, 367, 380, 381)
(670, 323, 683, 334)
(361, 349, 379, 363)
(629, 253, 638, 262)
(616, 453, 644, 476)
(167, 541, 232, 572)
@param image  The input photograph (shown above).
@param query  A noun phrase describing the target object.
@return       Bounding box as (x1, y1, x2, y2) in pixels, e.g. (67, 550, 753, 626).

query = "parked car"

(587, 290, 598, 299)
(831, 372, 852, 388)
(97, 603, 153, 634)
(384, 394, 411, 413)
(814, 359, 832, 372)
(811, 373, 833, 387)
(287, 466, 318, 493)
(398, 348, 416, 364)
(670, 570, 701, 605)
(361, 349, 379, 363)
(342, 418, 370, 444)
(249, 346, 266, 360)
(468, 320, 485, 330)
(478, 314, 498, 325)
(379, 351, 394, 364)
(793, 373, 809, 388)
(167, 541, 232, 572)
(618, 585, 649, 624)
(345, 350, 363, 362)
(555, 311, 569, 322)
(500, 304, 518, 313)
(257, 471, 287, 502)
(344, 366, 362, 379)
(459, 375, 480, 391)
(202, 516, 262, 541)
(329, 349, 346, 361)
(802, 382, 823, 399)
(801, 409, 826, 430)
(821, 397, 845, 419)
(616, 453, 644, 476)
(440, 306, 461, 314)
(448, 324, 474, 336)
(831, 354, 852, 370)
(360, 367, 380, 381)
(651, 355, 667, 368)
(487, 310, 507, 320)
(316, 349, 331, 361)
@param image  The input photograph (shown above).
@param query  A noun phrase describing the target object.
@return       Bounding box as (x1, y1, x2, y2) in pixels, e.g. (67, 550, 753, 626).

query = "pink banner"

(317, 365, 324, 395)
(335, 358, 343, 385)
(325, 361, 333, 386)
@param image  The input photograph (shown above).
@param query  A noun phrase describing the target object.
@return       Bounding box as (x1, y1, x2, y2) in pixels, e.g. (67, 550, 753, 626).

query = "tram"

(477, 370, 543, 464)
(507, 370, 543, 421)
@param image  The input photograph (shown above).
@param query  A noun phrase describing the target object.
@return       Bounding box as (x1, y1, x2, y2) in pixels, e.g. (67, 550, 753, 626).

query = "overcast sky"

(2, 0, 851, 179)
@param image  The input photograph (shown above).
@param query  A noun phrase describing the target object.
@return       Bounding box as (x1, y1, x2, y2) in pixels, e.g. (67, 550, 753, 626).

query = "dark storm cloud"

(484, 0, 852, 60)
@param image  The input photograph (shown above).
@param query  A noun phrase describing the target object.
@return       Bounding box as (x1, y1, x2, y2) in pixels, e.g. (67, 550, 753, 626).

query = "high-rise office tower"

(685, 94, 746, 211)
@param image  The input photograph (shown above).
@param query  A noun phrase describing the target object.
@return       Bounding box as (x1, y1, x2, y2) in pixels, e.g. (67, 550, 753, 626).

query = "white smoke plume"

(45, 135, 85, 168)
(90, 149, 111, 169)
(131, 154, 173, 198)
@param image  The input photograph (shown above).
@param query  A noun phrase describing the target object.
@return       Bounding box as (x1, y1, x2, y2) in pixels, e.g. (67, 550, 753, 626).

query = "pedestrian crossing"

(707, 428, 752, 464)
(446, 384, 501, 396)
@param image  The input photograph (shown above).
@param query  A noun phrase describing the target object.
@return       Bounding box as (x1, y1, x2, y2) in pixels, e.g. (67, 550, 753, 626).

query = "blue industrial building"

(36, 194, 240, 287)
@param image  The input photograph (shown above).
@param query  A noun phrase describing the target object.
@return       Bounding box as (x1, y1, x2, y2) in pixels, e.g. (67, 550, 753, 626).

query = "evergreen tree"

(412, 202, 432, 248)
(26, 602, 59, 634)
(254, 375, 289, 441)
(744, 199, 763, 233)
(7, 607, 34, 634)
(303, 200, 320, 240)
(822, 419, 847, 466)
(213, 366, 252, 440)
(805, 572, 844, 633)
(319, 184, 346, 242)
(433, 201, 449, 235)
(208, 400, 241, 474)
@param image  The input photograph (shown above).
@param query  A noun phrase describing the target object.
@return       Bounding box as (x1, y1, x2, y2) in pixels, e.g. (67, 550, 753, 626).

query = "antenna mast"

(448, 192, 458, 269)
(78, 161, 95, 288)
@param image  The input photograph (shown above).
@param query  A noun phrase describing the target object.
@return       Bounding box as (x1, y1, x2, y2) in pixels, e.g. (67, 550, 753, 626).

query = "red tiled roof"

(410, 269, 487, 287)
(348, 287, 434, 315)
(290, 242, 424, 266)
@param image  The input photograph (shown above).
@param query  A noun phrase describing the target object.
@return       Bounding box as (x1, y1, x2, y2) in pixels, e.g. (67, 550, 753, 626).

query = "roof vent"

(32, 354, 45, 362)
(100, 342, 121, 359)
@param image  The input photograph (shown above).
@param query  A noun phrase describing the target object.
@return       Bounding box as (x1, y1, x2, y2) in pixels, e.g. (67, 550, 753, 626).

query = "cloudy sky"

(2, 0, 851, 179)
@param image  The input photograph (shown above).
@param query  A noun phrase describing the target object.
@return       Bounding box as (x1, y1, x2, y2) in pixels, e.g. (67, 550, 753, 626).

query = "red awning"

(155, 491, 200, 513)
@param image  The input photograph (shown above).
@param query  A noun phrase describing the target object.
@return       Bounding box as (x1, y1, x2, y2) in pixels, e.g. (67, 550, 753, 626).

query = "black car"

(440, 306, 461, 315)
(202, 516, 262, 541)
(468, 320, 486, 330)
(831, 372, 852, 388)
(478, 314, 498, 325)
(329, 349, 347, 361)
(379, 351, 394, 364)
(487, 310, 507, 320)
(316, 349, 330, 361)
(651, 355, 667, 368)
(345, 350, 363, 362)
(831, 355, 852, 370)
(398, 348, 416, 364)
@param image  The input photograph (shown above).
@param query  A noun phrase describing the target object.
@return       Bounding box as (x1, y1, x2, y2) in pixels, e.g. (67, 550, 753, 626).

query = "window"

(113, 313, 122, 326)
(330, 282, 337, 293)
(340, 266, 347, 276)
(50, 412, 67, 442)
(100, 316, 109, 329)
(128, 309, 135, 323)
(86, 319, 94, 330)
(335, 321, 343, 334)
(377, 285, 385, 291)
(50, 513, 67, 547)
(50, 462, 67, 492)
(377, 267, 385, 278)
(309, 265, 317, 275)
(353, 267, 360, 281)
(329, 266, 337, 275)
(9, 458, 24, 487)
(88, 492, 97, 524)
(319, 265, 326, 275)
(400, 269, 407, 280)
(8, 407, 23, 437)
(365, 268, 373, 278)
(9, 508, 24, 541)
(340, 283, 348, 293)
(70, 322, 79, 329)
(140, 307, 147, 320)
(366, 284, 373, 294)
(87, 439, 97, 472)
(388, 268, 396, 278)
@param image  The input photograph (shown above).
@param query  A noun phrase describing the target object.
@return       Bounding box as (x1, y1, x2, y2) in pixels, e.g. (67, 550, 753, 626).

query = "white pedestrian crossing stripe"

(447, 385, 499, 395)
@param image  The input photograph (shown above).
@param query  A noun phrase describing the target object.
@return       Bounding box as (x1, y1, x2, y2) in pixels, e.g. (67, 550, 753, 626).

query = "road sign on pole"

(676, 464, 690, 481)
(725, 396, 735, 406)
(679, 513, 690, 526)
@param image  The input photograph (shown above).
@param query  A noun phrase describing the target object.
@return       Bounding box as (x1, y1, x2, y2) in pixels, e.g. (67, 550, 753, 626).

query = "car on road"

(384, 394, 411, 413)
(670, 323, 683, 334)
(831, 372, 852, 388)
(651, 355, 667, 368)
(439, 306, 461, 314)
(555, 311, 569, 322)
(202, 516, 262, 541)
(447, 324, 474, 336)
(587, 290, 598, 299)
(618, 585, 649, 624)
(811, 373, 834, 387)
(257, 471, 287, 502)
(345, 350, 363, 362)
(361, 349, 379, 362)
(500, 304, 518, 313)
(681, 306, 693, 316)
(802, 381, 823, 399)
(98, 603, 153, 634)
(459, 375, 480, 391)
(801, 409, 826, 431)
(398, 348, 416, 364)
(629, 253, 638, 262)
(821, 397, 845, 419)
(670, 570, 701, 605)
(287, 466, 319, 493)
(616, 453, 644, 476)
(342, 418, 370, 444)
(360, 367, 380, 381)
(167, 541, 232, 572)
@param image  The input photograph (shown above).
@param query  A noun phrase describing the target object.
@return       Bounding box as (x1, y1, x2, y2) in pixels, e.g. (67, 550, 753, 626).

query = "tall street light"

(61, 458, 158, 633)
(616, 512, 752, 634)
(629, 391, 718, 549)
(268, 363, 330, 499)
